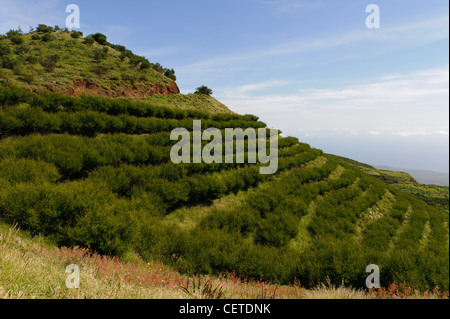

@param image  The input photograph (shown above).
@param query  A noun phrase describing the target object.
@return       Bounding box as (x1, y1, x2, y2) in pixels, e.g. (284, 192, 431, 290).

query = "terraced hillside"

(337, 156, 449, 211)
(0, 25, 448, 293)
(0, 86, 448, 291)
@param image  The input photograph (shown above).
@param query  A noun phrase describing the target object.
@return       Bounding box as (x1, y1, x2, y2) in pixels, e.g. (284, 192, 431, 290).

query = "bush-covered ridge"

(0, 86, 249, 126)
(337, 155, 449, 211)
(0, 25, 180, 98)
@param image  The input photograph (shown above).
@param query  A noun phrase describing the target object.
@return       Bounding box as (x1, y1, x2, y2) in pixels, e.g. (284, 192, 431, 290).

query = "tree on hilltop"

(91, 33, 108, 45)
(195, 85, 212, 96)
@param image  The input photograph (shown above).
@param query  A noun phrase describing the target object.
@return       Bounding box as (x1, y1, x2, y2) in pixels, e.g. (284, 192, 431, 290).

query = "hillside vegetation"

(394, 184, 449, 212)
(0, 26, 233, 114)
(0, 86, 448, 292)
(0, 25, 179, 97)
(338, 156, 449, 211)
(0, 27, 448, 296)
(337, 156, 418, 185)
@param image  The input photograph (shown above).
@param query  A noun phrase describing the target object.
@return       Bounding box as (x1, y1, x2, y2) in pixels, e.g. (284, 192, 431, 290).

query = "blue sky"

(1, 0, 449, 172)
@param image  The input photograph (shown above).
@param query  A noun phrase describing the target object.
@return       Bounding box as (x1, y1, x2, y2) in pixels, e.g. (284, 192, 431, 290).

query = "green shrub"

(164, 68, 176, 81)
(6, 29, 22, 37)
(129, 55, 144, 67)
(91, 33, 108, 45)
(25, 54, 38, 65)
(109, 44, 126, 52)
(0, 180, 137, 256)
(0, 82, 447, 290)
(19, 71, 35, 84)
(70, 30, 83, 38)
(91, 65, 108, 75)
(1, 55, 17, 69)
(9, 35, 24, 45)
(255, 212, 298, 247)
(140, 59, 151, 70)
(40, 33, 54, 42)
(119, 50, 134, 61)
(195, 85, 213, 96)
(0, 41, 11, 56)
(36, 24, 52, 33)
(362, 217, 399, 251)
(153, 62, 163, 73)
(39, 54, 59, 72)
(92, 47, 108, 61)
(14, 43, 30, 54)
(0, 157, 61, 184)
(82, 35, 95, 45)
(122, 74, 136, 86)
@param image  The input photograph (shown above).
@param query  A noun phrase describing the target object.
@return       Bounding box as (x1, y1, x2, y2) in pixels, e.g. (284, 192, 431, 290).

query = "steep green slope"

(0, 26, 178, 97)
(337, 156, 449, 211)
(0, 27, 234, 114)
(143, 94, 236, 114)
(394, 184, 449, 211)
(336, 156, 418, 185)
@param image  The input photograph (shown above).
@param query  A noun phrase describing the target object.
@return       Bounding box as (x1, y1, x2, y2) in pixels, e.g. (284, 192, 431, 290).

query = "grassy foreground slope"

(2, 223, 448, 299)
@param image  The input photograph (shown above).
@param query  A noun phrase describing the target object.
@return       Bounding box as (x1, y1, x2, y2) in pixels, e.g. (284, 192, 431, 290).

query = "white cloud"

(218, 66, 449, 137)
(394, 129, 449, 137)
(176, 14, 448, 75)
(255, 0, 322, 15)
(216, 80, 293, 98)
(292, 65, 449, 111)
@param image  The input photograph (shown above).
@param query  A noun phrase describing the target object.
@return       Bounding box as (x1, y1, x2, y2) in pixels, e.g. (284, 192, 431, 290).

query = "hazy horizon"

(290, 132, 449, 174)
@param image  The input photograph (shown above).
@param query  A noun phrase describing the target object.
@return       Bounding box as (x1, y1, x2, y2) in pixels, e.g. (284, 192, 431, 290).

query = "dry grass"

(0, 223, 447, 299)
(302, 281, 372, 299)
(0, 223, 186, 299)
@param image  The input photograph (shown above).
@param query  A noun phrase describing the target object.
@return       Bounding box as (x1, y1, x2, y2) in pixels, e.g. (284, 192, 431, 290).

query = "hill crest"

(0, 26, 180, 99)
